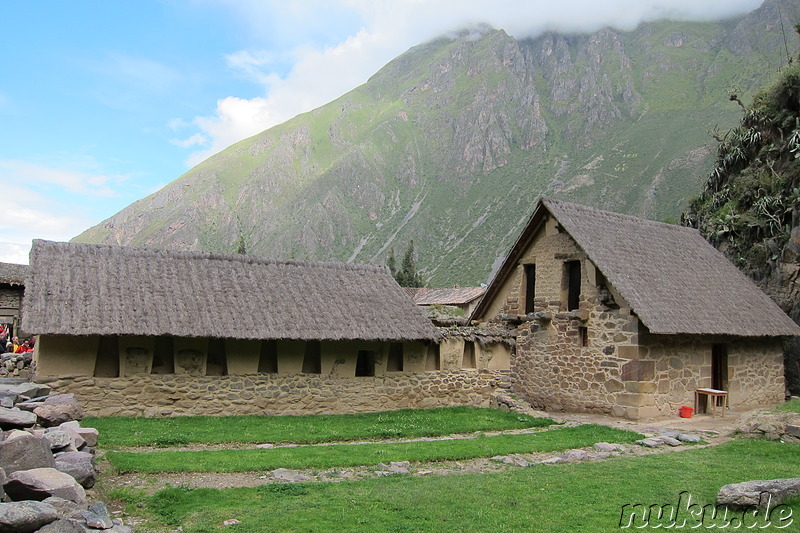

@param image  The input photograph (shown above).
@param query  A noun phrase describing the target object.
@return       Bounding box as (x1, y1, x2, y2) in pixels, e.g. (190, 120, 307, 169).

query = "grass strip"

(87, 407, 553, 447)
(133, 439, 800, 532)
(105, 424, 640, 473)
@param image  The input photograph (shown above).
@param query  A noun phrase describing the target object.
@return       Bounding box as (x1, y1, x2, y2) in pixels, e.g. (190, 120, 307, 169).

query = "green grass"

(105, 424, 641, 473)
(774, 399, 800, 413)
(87, 407, 553, 448)
(138, 439, 800, 532)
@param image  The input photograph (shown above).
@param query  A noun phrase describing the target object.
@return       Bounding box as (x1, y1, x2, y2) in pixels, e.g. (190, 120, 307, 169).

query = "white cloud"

(181, 0, 762, 166)
(0, 159, 123, 197)
(170, 133, 209, 148)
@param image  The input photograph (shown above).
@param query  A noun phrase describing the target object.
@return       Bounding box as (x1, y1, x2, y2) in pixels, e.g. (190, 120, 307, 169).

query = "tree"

(387, 247, 397, 278)
(393, 240, 424, 287)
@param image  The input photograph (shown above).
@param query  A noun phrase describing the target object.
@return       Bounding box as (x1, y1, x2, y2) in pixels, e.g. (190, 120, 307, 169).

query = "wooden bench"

(695, 388, 728, 417)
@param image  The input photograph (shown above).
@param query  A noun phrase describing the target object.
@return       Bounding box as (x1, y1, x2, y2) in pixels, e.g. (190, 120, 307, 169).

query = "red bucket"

(680, 406, 693, 418)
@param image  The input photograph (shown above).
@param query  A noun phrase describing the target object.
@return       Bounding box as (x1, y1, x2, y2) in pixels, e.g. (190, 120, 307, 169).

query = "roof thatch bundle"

(0, 262, 28, 286)
(23, 240, 439, 342)
(474, 198, 800, 337)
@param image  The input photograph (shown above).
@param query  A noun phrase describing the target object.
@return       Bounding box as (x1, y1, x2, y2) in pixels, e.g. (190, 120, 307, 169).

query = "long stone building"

(23, 240, 510, 417)
(471, 198, 800, 419)
(0, 262, 27, 339)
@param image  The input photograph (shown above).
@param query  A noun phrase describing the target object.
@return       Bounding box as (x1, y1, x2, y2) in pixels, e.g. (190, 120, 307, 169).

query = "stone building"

(23, 240, 510, 417)
(470, 198, 800, 419)
(0, 262, 27, 338)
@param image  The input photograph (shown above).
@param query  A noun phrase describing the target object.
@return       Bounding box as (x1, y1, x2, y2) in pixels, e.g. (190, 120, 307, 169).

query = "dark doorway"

(355, 350, 376, 377)
(712, 344, 729, 408)
(524, 264, 536, 314)
(712, 344, 728, 391)
(302, 341, 321, 374)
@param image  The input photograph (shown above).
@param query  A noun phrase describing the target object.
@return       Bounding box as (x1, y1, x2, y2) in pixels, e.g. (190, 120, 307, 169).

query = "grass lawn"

(126, 439, 800, 532)
(106, 424, 641, 473)
(87, 407, 553, 447)
(774, 399, 800, 413)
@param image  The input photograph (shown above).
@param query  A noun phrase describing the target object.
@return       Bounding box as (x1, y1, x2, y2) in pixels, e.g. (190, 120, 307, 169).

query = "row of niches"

(84, 337, 456, 378)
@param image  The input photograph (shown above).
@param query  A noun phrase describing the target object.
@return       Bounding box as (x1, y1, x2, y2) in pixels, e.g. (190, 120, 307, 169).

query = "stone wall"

(37, 370, 512, 417)
(639, 333, 784, 416)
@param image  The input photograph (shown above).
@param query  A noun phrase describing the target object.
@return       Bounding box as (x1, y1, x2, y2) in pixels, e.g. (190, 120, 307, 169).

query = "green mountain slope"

(74, 0, 800, 286)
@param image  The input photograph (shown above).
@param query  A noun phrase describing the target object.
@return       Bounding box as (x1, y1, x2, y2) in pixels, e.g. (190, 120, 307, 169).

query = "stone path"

(95, 407, 744, 495)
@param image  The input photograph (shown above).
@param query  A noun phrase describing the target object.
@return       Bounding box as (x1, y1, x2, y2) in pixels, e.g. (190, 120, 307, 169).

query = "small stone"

(677, 434, 703, 443)
(658, 436, 682, 447)
(635, 438, 663, 448)
(223, 519, 241, 526)
(83, 501, 114, 529)
(560, 449, 589, 462)
(594, 442, 625, 452)
(270, 468, 310, 482)
(0, 407, 37, 429)
(256, 443, 274, 449)
(785, 424, 800, 438)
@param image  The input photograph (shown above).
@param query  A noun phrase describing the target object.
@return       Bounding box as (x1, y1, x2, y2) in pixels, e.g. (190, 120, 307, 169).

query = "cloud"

(170, 133, 209, 148)
(180, 0, 762, 165)
(0, 159, 136, 262)
(0, 159, 123, 197)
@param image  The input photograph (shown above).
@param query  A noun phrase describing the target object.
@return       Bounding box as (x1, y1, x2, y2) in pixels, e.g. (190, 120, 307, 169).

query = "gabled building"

(471, 198, 800, 419)
(24, 240, 510, 417)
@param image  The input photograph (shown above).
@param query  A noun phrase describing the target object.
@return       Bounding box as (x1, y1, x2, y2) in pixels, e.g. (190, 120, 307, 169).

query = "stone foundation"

(36, 370, 512, 417)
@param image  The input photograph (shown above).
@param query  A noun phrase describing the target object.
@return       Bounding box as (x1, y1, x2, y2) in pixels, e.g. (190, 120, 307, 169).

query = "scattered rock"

(717, 478, 800, 509)
(677, 434, 702, 443)
(35, 518, 86, 533)
(33, 394, 83, 427)
(785, 424, 800, 438)
(54, 452, 96, 488)
(0, 500, 58, 533)
(0, 407, 37, 430)
(635, 438, 663, 448)
(560, 449, 589, 462)
(0, 433, 55, 475)
(43, 430, 73, 451)
(271, 468, 311, 482)
(41, 496, 85, 520)
(256, 443, 274, 449)
(388, 461, 411, 474)
(537, 457, 563, 464)
(223, 519, 241, 526)
(4, 467, 87, 505)
(593, 442, 625, 452)
(490, 455, 530, 467)
(658, 436, 682, 447)
(83, 501, 114, 529)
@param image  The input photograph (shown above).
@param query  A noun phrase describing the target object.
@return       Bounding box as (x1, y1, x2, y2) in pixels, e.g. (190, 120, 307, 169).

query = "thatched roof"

(472, 198, 800, 337)
(405, 287, 486, 306)
(23, 240, 439, 342)
(0, 262, 27, 286)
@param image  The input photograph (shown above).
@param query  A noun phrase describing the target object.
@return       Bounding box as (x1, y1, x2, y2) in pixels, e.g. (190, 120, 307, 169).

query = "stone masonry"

(37, 370, 512, 417)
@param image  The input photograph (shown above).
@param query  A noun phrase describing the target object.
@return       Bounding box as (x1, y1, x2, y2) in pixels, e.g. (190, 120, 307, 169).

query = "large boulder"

(33, 394, 83, 427)
(0, 433, 55, 475)
(0, 407, 36, 430)
(0, 383, 50, 399)
(54, 452, 95, 489)
(0, 500, 59, 533)
(717, 478, 800, 508)
(4, 468, 87, 506)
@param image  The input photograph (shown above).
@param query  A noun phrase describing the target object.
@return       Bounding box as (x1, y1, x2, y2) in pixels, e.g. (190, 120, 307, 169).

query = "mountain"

(74, 0, 800, 286)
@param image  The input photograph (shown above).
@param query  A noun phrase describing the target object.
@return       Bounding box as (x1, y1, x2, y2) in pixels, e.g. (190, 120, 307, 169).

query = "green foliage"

(106, 424, 638, 474)
(142, 439, 800, 532)
(86, 407, 550, 448)
(685, 62, 800, 276)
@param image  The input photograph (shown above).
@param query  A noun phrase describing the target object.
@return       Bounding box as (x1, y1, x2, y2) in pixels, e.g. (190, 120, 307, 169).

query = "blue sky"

(0, 0, 762, 264)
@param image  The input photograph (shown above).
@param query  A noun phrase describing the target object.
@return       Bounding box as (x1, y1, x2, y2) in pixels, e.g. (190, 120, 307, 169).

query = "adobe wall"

(37, 370, 512, 417)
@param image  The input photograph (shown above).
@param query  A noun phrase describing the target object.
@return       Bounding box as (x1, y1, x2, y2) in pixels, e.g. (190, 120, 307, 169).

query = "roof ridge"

(542, 197, 695, 234)
(33, 240, 387, 273)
